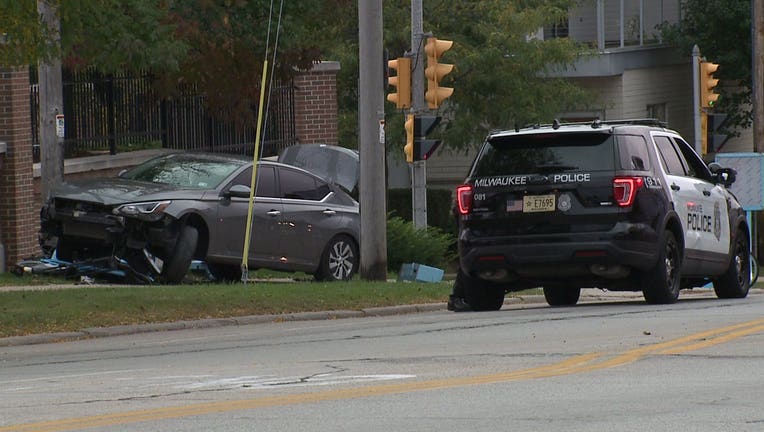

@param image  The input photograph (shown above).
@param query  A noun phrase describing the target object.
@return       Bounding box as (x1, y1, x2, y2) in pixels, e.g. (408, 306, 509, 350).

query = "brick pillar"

(293, 61, 340, 145)
(0, 67, 38, 271)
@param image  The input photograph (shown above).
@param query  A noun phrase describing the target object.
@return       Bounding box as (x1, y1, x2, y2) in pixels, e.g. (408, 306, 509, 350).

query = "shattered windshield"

(120, 154, 247, 189)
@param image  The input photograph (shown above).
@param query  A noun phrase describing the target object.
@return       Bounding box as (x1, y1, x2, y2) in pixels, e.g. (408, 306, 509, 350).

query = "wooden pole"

(37, 0, 64, 201)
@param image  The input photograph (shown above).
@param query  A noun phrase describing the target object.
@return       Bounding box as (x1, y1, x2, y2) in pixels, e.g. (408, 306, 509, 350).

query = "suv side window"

(654, 135, 686, 176)
(617, 134, 650, 171)
(673, 137, 713, 182)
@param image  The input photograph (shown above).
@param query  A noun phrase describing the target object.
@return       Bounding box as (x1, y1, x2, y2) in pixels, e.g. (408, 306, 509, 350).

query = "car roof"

(487, 119, 678, 140)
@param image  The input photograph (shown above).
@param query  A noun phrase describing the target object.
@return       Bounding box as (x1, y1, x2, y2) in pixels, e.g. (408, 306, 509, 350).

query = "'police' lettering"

(553, 173, 591, 183)
(687, 213, 712, 232)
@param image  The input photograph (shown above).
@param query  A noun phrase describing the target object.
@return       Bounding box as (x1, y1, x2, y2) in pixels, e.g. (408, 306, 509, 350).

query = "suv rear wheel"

(458, 270, 506, 311)
(543, 284, 581, 306)
(642, 230, 681, 304)
(713, 230, 750, 299)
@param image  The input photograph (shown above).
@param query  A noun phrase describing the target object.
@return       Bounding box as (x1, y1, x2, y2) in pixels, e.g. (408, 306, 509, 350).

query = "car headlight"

(113, 201, 171, 222)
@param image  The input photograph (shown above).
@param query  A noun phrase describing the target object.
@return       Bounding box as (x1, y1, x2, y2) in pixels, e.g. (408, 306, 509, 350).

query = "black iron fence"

(30, 68, 296, 162)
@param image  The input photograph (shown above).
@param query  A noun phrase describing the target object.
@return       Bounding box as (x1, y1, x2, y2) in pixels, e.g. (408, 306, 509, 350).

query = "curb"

(0, 288, 750, 347)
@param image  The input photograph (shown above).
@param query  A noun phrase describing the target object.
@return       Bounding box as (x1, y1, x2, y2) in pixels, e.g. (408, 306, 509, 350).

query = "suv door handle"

(323, 209, 337, 216)
(267, 210, 281, 217)
(702, 190, 711, 196)
(670, 183, 681, 191)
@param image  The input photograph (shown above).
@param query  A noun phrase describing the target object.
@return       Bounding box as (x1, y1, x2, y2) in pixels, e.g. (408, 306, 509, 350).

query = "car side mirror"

(226, 184, 251, 198)
(707, 162, 736, 187)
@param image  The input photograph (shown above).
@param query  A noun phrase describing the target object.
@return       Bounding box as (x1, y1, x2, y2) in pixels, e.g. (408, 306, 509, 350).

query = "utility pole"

(692, 45, 702, 154)
(754, 0, 764, 152)
(358, 1, 388, 280)
(411, 0, 428, 228)
(37, 0, 64, 201)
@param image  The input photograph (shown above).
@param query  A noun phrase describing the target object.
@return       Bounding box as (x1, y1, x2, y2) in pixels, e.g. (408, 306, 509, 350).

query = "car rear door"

(276, 166, 344, 269)
(652, 133, 730, 269)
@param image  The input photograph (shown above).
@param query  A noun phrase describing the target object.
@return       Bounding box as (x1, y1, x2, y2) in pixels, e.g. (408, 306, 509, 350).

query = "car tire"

(543, 284, 581, 306)
(713, 230, 750, 299)
(314, 235, 358, 281)
(458, 269, 505, 311)
(207, 263, 242, 283)
(642, 230, 681, 304)
(160, 225, 198, 284)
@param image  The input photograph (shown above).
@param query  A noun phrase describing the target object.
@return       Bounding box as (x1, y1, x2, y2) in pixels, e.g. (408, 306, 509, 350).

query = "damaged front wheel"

(160, 225, 198, 283)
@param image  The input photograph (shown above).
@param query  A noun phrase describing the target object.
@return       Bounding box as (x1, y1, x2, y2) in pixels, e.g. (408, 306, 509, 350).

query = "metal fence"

(30, 68, 296, 161)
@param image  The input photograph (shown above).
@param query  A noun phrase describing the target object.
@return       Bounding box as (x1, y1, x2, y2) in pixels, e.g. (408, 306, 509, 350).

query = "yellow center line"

(3, 318, 764, 432)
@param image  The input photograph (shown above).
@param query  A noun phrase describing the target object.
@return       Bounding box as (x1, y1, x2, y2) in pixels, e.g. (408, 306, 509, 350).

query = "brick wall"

(0, 67, 38, 270)
(293, 62, 340, 145)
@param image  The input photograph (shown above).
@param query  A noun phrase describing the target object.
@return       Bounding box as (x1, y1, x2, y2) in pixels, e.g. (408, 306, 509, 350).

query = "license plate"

(523, 194, 556, 213)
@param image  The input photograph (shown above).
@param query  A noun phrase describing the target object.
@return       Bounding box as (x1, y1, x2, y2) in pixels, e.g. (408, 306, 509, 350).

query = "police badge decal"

(714, 202, 722, 241)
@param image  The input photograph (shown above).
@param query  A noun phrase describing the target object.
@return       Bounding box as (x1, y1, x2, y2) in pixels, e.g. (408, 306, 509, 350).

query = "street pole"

(37, 0, 64, 201)
(358, 0, 388, 280)
(753, 0, 764, 153)
(692, 45, 701, 154)
(411, 0, 428, 228)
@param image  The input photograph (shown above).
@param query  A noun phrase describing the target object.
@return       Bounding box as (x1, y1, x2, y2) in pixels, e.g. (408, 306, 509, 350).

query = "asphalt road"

(2, 288, 764, 431)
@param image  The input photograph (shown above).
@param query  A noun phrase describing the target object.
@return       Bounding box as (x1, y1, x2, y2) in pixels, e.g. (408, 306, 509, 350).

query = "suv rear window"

(472, 132, 615, 177)
(617, 134, 651, 171)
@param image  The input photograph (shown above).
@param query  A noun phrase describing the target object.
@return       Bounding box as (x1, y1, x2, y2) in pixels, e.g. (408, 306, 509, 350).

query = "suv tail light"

(613, 177, 644, 207)
(456, 184, 474, 215)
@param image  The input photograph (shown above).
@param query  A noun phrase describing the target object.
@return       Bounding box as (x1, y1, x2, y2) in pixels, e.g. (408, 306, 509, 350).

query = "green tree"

(0, 0, 337, 125)
(659, 0, 752, 131)
(320, 0, 593, 153)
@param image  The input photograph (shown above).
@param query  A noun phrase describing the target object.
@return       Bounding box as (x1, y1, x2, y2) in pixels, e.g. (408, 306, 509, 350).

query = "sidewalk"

(1, 286, 749, 348)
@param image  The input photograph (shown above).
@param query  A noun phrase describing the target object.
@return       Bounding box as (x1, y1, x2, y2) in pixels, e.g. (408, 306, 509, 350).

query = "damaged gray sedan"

(39, 152, 360, 283)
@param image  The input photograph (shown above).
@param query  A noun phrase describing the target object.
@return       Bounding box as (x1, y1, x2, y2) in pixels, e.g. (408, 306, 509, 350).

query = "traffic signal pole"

(692, 45, 702, 154)
(410, 0, 428, 229)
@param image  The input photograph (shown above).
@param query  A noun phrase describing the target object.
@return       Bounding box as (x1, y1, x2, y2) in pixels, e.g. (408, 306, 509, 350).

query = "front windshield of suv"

(120, 154, 247, 189)
(472, 132, 616, 177)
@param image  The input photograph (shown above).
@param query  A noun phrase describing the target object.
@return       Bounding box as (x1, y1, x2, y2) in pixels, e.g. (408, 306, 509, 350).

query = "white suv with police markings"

(452, 119, 750, 311)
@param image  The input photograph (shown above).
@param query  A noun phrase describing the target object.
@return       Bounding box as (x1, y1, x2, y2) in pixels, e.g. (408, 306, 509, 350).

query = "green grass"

(0, 280, 453, 338)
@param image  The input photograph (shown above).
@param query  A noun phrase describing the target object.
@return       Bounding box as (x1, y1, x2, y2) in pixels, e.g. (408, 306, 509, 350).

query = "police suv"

(454, 119, 750, 311)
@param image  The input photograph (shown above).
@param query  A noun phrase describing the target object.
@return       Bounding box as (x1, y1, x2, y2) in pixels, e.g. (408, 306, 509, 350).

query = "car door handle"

(702, 190, 711, 196)
(267, 210, 281, 217)
(323, 209, 336, 216)
(670, 183, 680, 191)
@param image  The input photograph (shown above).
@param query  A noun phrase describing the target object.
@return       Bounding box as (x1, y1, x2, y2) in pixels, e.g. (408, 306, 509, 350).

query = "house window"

(646, 103, 667, 123)
(544, 19, 569, 39)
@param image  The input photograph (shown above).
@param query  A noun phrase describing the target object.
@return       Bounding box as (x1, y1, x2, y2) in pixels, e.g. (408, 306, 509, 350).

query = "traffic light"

(404, 114, 414, 163)
(387, 57, 411, 109)
(414, 115, 442, 161)
(700, 61, 720, 108)
(702, 112, 730, 154)
(424, 37, 454, 109)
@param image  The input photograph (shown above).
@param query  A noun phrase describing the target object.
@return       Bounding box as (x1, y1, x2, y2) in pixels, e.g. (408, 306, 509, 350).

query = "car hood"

(49, 177, 207, 206)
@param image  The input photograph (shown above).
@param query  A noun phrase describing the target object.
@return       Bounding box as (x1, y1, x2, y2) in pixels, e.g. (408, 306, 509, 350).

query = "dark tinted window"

(228, 166, 277, 197)
(472, 132, 615, 177)
(654, 136, 686, 176)
(279, 168, 328, 201)
(617, 134, 650, 171)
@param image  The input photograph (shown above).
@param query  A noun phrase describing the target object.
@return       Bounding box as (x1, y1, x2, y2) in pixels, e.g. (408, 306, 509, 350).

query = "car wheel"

(160, 225, 198, 284)
(642, 230, 681, 304)
(207, 263, 242, 283)
(458, 269, 505, 311)
(543, 284, 581, 306)
(314, 235, 358, 281)
(713, 230, 750, 299)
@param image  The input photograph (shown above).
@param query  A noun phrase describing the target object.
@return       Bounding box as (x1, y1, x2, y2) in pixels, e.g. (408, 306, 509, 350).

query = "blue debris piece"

(398, 263, 444, 283)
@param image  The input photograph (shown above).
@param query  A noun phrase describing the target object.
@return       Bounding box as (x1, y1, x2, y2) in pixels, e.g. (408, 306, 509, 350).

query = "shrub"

(386, 215, 456, 272)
